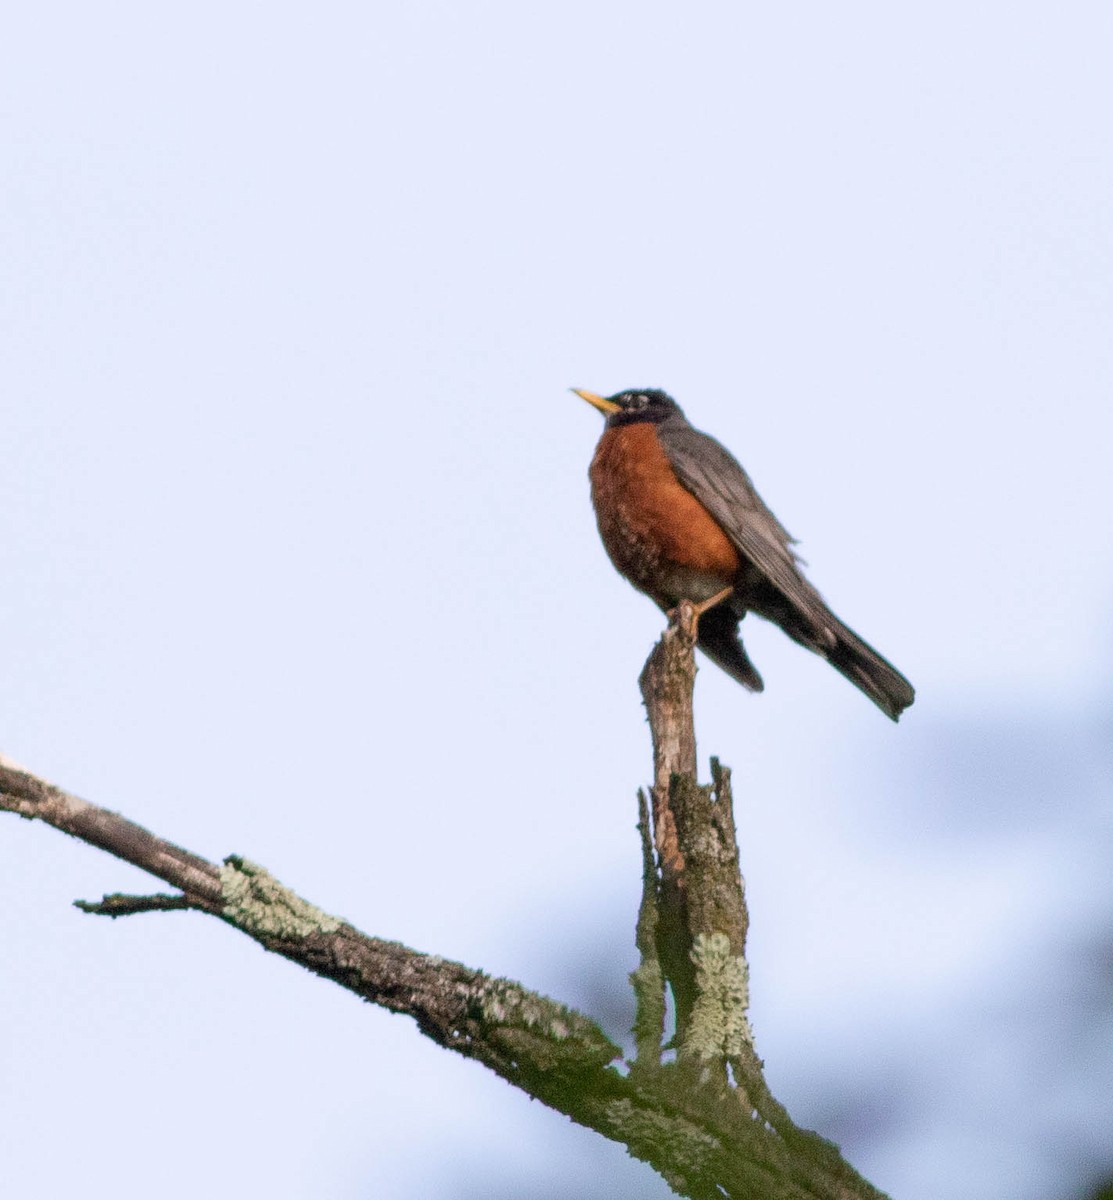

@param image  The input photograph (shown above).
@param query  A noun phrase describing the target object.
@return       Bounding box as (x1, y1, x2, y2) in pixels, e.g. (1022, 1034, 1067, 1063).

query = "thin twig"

(75, 892, 197, 918)
(631, 787, 666, 1067)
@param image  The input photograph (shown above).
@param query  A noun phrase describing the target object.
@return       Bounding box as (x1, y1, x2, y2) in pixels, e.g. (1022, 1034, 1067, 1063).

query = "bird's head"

(572, 388, 682, 427)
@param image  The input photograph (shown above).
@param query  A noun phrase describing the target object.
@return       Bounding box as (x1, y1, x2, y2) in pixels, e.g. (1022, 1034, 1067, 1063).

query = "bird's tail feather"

(697, 594, 914, 720)
(696, 605, 764, 692)
(780, 605, 914, 722)
(823, 621, 915, 721)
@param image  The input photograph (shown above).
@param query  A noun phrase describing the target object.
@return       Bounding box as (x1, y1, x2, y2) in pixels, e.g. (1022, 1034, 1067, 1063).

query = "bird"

(574, 387, 915, 721)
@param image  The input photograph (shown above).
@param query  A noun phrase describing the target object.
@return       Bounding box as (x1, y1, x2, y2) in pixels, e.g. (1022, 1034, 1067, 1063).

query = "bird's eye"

(629, 393, 649, 410)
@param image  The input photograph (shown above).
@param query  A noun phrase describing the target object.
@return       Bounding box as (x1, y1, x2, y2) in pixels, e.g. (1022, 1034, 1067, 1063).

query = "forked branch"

(1, 622, 887, 1200)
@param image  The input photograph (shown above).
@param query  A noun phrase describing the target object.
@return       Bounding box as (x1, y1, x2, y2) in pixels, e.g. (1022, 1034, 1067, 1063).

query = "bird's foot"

(666, 587, 734, 642)
(666, 587, 734, 624)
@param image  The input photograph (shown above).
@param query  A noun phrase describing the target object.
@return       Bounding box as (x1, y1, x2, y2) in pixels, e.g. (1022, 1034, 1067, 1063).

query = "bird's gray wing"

(659, 414, 915, 719)
(656, 415, 824, 619)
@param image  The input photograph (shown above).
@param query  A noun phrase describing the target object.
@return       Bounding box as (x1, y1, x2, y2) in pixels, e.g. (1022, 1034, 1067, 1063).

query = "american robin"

(574, 387, 915, 720)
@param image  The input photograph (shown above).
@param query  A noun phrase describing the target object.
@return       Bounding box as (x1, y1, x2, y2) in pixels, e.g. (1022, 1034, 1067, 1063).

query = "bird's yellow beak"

(571, 388, 621, 415)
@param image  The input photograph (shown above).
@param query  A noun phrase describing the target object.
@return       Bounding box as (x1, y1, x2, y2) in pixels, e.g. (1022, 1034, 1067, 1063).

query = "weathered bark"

(630, 604, 888, 1198)
(637, 601, 751, 1051)
(0, 620, 889, 1199)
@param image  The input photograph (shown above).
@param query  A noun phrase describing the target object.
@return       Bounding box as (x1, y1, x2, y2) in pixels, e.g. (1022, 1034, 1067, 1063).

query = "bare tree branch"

(0, 752, 224, 912)
(0, 615, 890, 1200)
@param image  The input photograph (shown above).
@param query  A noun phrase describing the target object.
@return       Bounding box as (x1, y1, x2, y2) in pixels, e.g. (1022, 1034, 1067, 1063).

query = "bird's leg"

(691, 586, 734, 618)
(665, 587, 734, 640)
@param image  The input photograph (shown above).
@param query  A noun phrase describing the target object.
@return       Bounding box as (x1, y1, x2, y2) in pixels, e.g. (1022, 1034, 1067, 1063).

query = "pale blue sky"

(2, 4, 1111, 1198)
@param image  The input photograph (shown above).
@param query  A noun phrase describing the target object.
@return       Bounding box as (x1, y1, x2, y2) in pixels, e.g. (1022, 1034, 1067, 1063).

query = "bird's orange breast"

(589, 423, 741, 607)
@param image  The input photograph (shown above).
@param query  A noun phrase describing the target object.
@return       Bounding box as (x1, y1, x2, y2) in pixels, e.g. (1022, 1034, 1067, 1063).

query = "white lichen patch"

(220, 856, 342, 939)
(472, 978, 620, 1065)
(602, 1097, 720, 1180)
(685, 932, 753, 1060)
(475, 980, 570, 1037)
